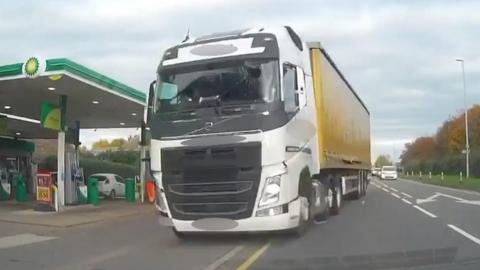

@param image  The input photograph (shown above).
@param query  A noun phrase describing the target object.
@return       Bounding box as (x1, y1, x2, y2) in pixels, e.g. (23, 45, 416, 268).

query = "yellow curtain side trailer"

(309, 43, 371, 172)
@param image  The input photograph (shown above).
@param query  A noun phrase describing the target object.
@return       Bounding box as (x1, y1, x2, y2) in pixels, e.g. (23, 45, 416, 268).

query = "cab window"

(283, 64, 298, 116)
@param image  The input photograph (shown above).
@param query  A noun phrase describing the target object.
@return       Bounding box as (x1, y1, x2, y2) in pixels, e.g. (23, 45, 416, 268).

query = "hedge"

(41, 155, 138, 179)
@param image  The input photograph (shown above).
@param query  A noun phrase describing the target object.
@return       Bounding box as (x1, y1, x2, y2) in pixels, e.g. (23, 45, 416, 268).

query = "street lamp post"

(456, 58, 469, 179)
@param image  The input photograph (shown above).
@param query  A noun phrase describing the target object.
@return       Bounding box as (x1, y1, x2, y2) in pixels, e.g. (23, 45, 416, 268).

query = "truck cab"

(146, 26, 369, 236)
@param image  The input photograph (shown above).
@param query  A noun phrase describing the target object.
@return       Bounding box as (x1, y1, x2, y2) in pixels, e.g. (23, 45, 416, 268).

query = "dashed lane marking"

(390, 187, 399, 192)
(391, 193, 401, 199)
(448, 224, 480, 246)
(382, 188, 390, 192)
(401, 192, 413, 198)
(402, 198, 412, 205)
(413, 205, 437, 218)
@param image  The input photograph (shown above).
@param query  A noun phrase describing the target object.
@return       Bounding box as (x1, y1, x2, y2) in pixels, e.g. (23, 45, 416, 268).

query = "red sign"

(37, 173, 52, 203)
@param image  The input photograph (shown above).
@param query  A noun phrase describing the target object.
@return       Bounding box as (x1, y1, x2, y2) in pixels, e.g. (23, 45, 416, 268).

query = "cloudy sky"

(2, 0, 479, 161)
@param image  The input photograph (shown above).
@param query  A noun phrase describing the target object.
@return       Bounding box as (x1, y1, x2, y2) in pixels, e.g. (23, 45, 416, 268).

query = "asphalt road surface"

(1, 178, 480, 270)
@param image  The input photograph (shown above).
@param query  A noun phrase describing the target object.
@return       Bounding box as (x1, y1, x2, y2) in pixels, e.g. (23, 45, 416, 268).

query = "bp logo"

(23, 57, 43, 78)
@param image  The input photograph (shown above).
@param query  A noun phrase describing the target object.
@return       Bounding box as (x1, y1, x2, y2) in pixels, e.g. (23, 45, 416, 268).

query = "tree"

(375, 155, 392, 167)
(92, 139, 110, 150)
(110, 138, 126, 148)
(123, 135, 140, 150)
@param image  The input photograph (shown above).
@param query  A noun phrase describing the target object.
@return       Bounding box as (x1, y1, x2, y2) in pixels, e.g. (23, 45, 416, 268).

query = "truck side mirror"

(145, 80, 156, 125)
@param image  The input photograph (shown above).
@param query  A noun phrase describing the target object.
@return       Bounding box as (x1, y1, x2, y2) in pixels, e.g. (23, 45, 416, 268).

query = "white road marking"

(402, 198, 412, 205)
(401, 192, 413, 198)
(391, 193, 401, 199)
(413, 205, 437, 218)
(447, 224, 480, 246)
(382, 188, 390, 192)
(416, 192, 480, 205)
(0, 233, 57, 249)
(203, 245, 245, 270)
(390, 187, 399, 192)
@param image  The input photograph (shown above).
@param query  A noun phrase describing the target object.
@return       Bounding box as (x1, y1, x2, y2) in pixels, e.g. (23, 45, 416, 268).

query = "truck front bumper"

(157, 197, 302, 232)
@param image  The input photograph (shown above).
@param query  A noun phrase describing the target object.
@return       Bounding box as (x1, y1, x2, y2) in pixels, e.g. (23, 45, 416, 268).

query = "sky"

(1, 0, 480, 161)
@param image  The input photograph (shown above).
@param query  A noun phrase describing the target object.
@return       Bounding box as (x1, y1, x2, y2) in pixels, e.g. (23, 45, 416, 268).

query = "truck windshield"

(155, 59, 279, 113)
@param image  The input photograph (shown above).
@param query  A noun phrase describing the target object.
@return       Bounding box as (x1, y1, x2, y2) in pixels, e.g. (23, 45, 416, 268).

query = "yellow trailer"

(308, 42, 371, 171)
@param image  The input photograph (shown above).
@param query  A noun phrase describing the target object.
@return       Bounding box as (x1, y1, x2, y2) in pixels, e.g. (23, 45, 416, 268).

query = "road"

(1, 178, 480, 270)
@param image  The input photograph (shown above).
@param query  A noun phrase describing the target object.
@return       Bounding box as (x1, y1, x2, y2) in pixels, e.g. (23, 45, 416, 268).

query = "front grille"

(161, 142, 261, 220)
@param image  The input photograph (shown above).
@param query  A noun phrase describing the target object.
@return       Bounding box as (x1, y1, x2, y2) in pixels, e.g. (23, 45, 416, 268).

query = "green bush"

(39, 155, 138, 179)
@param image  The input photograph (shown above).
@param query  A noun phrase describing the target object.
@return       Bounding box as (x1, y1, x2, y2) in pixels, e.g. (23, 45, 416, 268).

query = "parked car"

(89, 173, 125, 199)
(380, 166, 398, 180)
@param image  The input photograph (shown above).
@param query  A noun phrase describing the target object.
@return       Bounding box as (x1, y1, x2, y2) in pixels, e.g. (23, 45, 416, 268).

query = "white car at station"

(90, 173, 126, 199)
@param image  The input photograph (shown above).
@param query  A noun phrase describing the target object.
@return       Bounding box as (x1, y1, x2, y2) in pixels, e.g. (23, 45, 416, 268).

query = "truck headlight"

(259, 175, 281, 207)
(255, 204, 287, 217)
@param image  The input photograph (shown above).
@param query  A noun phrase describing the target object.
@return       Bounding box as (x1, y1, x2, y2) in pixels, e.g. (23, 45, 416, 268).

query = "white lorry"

(146, 26, 371, 237)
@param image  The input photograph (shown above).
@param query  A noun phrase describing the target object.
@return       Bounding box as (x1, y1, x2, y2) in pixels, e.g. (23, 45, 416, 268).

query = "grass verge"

(401, 174, 480, 192)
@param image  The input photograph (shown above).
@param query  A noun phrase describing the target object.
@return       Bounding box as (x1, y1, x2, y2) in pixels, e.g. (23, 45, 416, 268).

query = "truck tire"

(330, 175, 342, 216)
(294, 171, 314, 237)
(352, 171, 363, 200)
(314, 182, 330, 222)
(362, 171, 368, 196)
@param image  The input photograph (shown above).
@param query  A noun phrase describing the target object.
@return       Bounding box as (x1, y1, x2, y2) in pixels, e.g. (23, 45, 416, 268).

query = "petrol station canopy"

(0, 57, 146, 139)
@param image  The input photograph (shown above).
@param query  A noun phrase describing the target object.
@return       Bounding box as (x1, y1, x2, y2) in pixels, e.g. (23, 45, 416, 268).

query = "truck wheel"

(330, 182, 342, 216)
(314, 183, 330, 222)
(362, 171, 368, 196)
(352, 173, 362, 200)
(293, 171, 314, 237)
(294, 195, 312, 237)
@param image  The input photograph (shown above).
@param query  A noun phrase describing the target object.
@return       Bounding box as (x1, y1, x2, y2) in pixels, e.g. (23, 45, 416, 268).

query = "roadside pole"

(56, 95, 68, 210)
(140, 122, 148, 203)
(140, 146, 146, 203)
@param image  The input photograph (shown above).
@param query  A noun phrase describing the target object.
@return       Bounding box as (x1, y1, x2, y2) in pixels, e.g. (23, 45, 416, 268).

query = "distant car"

(372, 167, 381, 177)
(380, 166, 398, 180)
(89, 173, 125, 199)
